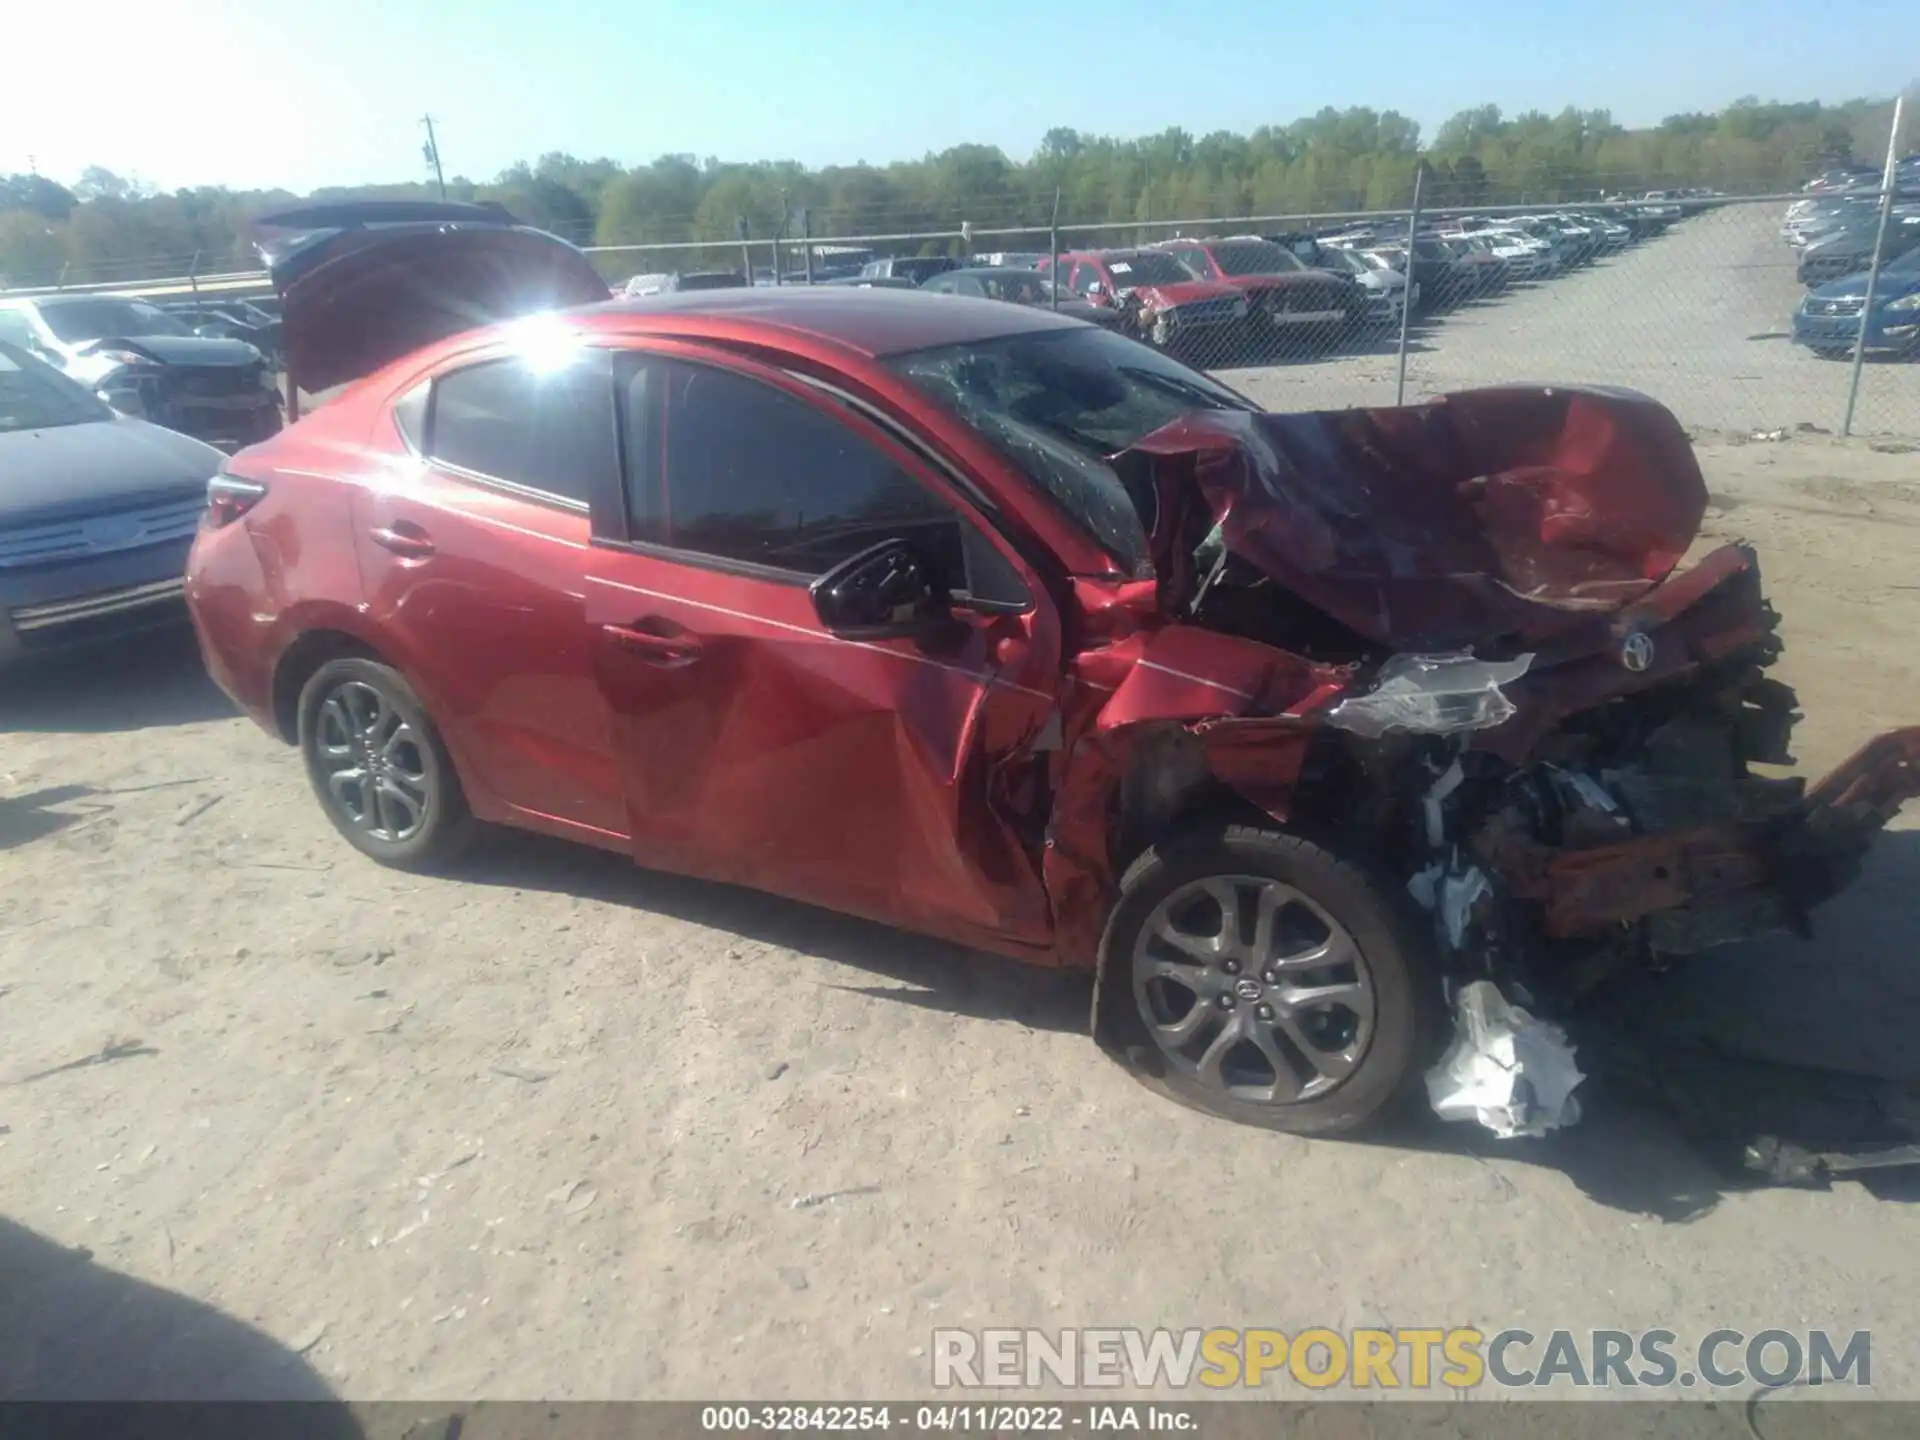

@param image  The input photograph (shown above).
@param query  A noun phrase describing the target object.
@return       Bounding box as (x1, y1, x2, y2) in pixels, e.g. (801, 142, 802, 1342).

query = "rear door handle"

(601, 621, 702, 666)
(370, 523, 435, 559)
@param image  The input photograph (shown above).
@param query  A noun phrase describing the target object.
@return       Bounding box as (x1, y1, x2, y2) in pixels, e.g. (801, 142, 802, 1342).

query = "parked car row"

(1785, 156, 1920, 360)
(996, 203, 1667, 364)
(613, 202, 1680, 367)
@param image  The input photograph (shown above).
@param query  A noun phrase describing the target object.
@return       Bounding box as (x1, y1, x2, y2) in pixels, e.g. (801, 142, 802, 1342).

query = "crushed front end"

(1301, 555, 1920, 1012)
(1068, 386, 1920, 1154)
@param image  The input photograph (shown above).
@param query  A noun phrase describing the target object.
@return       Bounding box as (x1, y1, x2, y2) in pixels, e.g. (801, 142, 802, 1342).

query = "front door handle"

(370, 523, 435, 559)
(601, 621, 702, 666)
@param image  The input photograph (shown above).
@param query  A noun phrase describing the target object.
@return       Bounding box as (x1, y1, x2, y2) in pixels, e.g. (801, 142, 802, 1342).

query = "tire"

(1096, 823, 1435, 1136)
(296, 656, 475, 871)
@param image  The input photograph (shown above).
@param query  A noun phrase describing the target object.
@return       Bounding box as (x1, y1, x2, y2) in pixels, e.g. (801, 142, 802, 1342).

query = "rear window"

(1208, 241, 1304, 277)
(675, 272, 748, 291)
(428, 351, 613, 507)
(1104, 253, 1197, 287)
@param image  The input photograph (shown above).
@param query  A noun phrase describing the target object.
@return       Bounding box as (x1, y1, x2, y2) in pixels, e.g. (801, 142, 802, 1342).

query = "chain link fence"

(583, 181, 1919, 440)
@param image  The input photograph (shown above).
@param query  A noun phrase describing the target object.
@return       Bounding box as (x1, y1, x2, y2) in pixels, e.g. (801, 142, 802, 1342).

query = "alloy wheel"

(1131, 875, 1376, 1105)
(312, 679, 433, 843)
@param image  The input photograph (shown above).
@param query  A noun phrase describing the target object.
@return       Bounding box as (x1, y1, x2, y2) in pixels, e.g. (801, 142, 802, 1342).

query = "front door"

(584, 347, 1059, 950)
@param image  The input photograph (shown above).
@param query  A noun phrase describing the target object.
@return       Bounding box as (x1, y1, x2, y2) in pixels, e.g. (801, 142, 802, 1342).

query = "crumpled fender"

(1041, 622, 1350, 965)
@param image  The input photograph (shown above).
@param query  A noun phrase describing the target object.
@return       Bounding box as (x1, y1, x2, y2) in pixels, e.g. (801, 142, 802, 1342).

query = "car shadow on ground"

(0, 1215, 362, 1419)
(0, 625, 234, 735)
(460, 829, 1094, 1035)
(466, 823, 1920, 1220)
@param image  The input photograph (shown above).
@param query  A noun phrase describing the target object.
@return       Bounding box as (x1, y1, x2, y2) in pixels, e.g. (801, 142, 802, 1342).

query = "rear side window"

(428, 351, 614, 507)
(635, 360, 964, 582)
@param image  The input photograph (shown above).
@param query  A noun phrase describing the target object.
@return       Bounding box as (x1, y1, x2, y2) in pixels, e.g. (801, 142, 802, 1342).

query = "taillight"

(206, 472, 268, 528)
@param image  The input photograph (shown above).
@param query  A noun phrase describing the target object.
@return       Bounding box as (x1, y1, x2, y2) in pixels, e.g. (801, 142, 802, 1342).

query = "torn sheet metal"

(1426, 981, 1585, 1139)
(1324, 652, 1534, 738)
(1115, 385, 1709, 652)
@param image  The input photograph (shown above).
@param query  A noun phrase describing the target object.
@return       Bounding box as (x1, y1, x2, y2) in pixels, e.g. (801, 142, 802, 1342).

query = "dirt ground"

(3, 429, 1919, 1403)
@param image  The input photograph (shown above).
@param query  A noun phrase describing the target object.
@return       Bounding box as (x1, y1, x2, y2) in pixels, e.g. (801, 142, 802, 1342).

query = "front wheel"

(1097, 824, 1434, 1135)
(297, 656, 475, 870)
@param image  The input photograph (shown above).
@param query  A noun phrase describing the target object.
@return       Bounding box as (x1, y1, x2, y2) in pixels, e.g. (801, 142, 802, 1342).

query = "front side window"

(635, 360, 965, 583)
(427, 351, 613, 507)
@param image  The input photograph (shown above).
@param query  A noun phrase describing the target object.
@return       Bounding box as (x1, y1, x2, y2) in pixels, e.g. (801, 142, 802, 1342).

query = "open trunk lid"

(1116, 385, 1709, 653)
(251, 201, 612, 399)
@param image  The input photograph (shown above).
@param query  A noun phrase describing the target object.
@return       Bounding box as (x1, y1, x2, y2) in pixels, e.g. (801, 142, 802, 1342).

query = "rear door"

(350, 347, 628, 844)
(584, 346, 1060, 949)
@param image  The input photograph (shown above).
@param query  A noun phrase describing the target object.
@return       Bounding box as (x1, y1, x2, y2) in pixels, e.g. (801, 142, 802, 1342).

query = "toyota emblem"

(1233, 978, 1263, 1002)
(1620, 632, 1655, 673)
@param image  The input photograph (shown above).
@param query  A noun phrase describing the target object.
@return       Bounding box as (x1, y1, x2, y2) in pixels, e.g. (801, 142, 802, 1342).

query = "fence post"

(1841, 94, 1906, 438)
(1394, 163, 1427, 407)
(1049, 187, 1061, 311)
(189, 249, 201, 297)
(802, 209, 814, 285)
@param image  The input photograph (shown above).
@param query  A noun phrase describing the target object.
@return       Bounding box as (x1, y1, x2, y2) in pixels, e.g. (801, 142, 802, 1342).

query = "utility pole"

(421, 115, 447, 201)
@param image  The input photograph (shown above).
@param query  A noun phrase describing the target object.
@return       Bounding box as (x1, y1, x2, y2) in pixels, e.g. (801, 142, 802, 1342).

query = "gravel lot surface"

(1223, 201, 1919, 439)
(3, 228, 1919, 1408)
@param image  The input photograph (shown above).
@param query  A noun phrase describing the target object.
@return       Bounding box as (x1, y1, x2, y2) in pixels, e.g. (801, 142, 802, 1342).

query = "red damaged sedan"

(187, 203, 1920, 1136)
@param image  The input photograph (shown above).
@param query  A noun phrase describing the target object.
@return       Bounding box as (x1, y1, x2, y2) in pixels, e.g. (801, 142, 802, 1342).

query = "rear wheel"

(297, 657, 475, 870)
(1098, 824, 1433, 1135)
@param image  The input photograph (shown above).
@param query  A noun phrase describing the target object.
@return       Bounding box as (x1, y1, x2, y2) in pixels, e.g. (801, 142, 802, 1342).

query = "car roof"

(589, 285, 1082, 357)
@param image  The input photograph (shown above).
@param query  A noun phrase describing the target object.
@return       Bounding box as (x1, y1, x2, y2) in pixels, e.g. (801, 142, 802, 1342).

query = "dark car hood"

(0, 415, 221, 528)
(1112, 386, 1707, 652)
(251, 201, 612, 394)
(78, 334, 261, 367)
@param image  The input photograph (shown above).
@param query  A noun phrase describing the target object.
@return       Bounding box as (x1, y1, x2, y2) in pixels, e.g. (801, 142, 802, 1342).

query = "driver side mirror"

(809, 538, 952, 642)
(1083, 281, 1107, 302)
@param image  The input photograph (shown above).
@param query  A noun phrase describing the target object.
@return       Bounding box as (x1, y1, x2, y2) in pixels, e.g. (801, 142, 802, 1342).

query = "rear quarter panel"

(185, 400, 387, 732)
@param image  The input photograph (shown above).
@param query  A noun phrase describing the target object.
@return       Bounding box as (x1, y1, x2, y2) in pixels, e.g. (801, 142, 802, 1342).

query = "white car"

(1446, 229, 1554, 279)
(1314, 246, 1411, 325)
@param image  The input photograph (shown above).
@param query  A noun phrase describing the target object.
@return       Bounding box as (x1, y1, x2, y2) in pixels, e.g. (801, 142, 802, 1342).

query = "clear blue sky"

(5, 0, 1915, 192)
